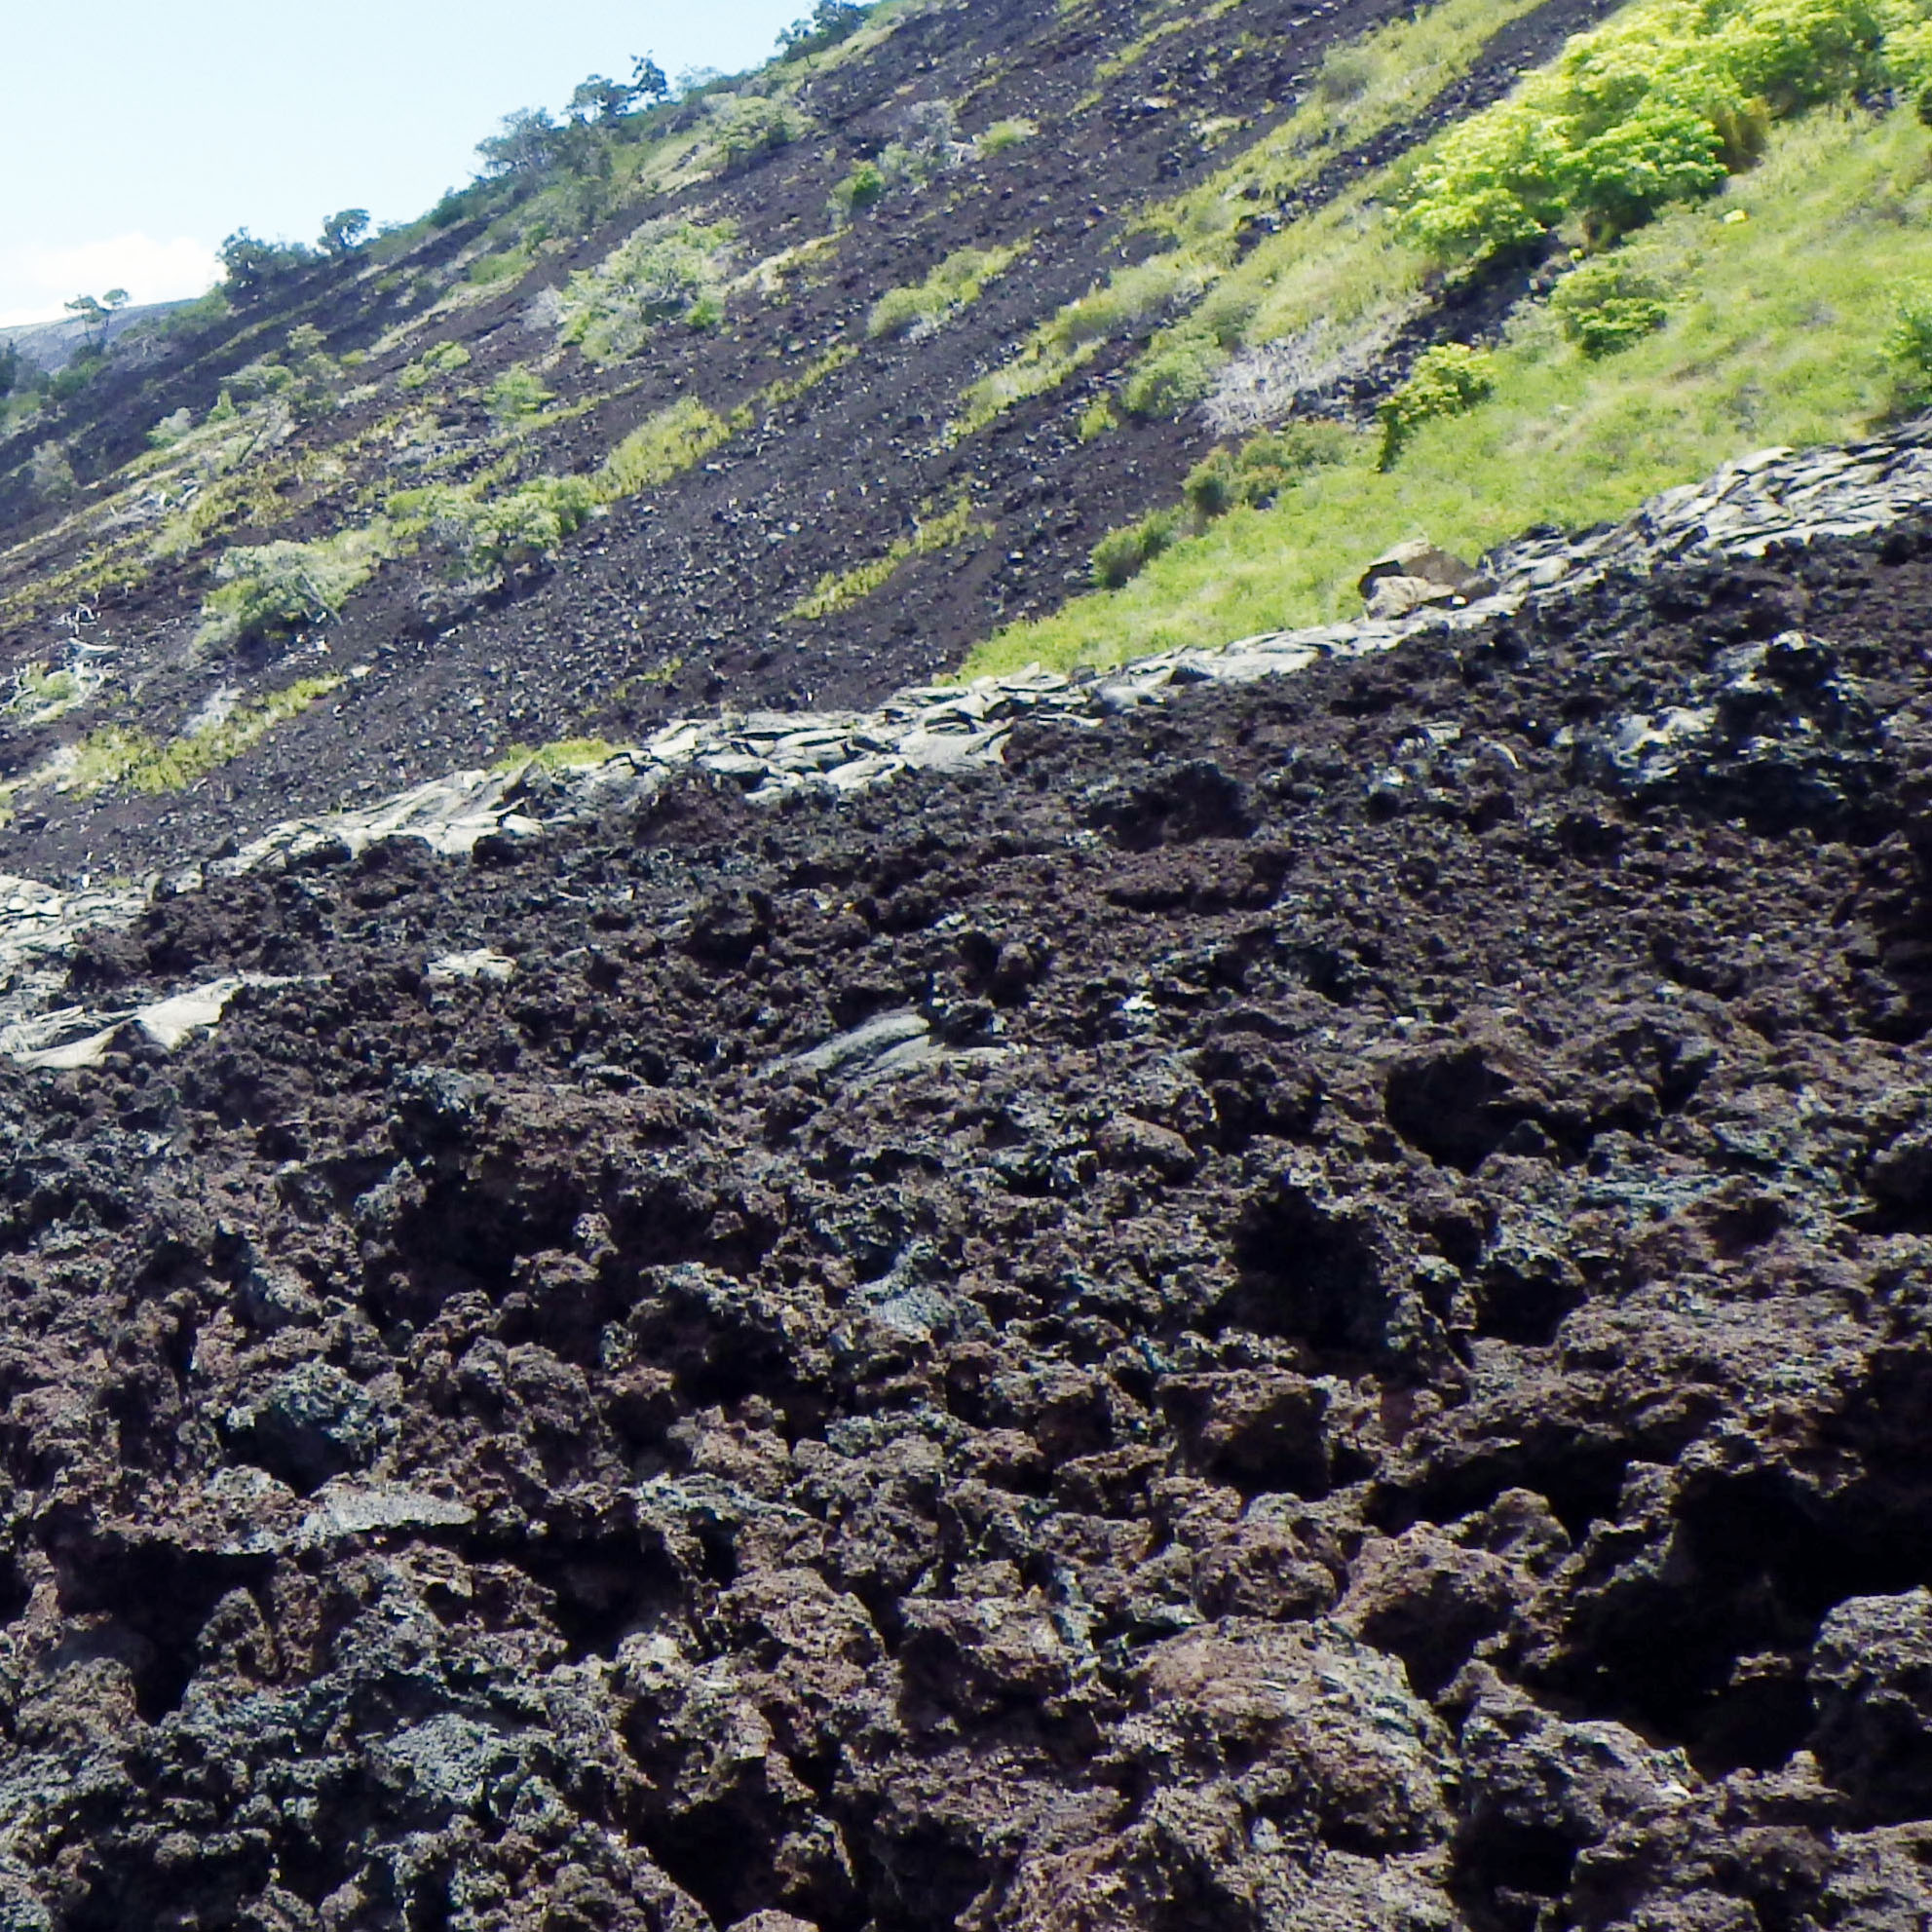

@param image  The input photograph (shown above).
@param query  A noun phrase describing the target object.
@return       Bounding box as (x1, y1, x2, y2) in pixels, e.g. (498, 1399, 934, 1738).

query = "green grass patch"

(869, 242, 1026, 339)
(960, 0, 1543, 435)
(595, 397, 752, 498)
(787, 494, 990, 621)
(61, 678, 342, 796)
(976, 118, 1038, 155)
(966, 104, 1932, 678)
(489, 737, 620, 777)
(593, 350, 854, 499)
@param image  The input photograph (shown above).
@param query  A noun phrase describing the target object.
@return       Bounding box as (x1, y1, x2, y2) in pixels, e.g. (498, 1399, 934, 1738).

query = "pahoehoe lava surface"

(2, 521, 1932, 1928)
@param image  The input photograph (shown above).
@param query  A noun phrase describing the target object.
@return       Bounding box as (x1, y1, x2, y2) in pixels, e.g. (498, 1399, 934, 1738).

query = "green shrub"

(389, 475, 597, 584)
(556, 218, 738, 361)
(1091, 508, 1183, 589)
(1398, 0, 1912, 261)
(1889, 280, 1932, 400)
(398, 341, 473, 392)
(1891, 19, 1932, 120)
(1561, 102, 1727, 238)
(27, 442, 77, 505)
(1548, 255, 1674, 354)
(1183, 421, 1356, 517)
(1078, 398, 1118, 441)
(1377, 343, 1496, 469)
(714, 96, 804, 170)
(484, 365, 554, 424)
(147, 408, 195, 450)
(468, 249, 529, 287)
(1315, 44, 1378, 103)
(841, 162, 887, 212)
(199, 531, 389, 646)
(50, 353, 103, 403)
(1121, 341, 1221, 418)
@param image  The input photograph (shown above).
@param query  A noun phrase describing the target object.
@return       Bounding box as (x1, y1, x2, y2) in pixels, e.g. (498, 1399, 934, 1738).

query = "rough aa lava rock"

(4, 527, 1932, 1925)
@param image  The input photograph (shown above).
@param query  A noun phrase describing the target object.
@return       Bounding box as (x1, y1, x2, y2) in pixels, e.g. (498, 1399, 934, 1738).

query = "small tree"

(64, 293, 109, 346)
(477, 107, 564, 177)
(777, 2, 867, 59)
(568, 75, 639, 124)
(221, 230, 313, 302)
(318, 208, 371, 255)
(631, 54, 669, 103)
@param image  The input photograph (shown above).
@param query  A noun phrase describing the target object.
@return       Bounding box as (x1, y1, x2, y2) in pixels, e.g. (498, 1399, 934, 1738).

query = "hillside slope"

(0, 0, 1616, 871)
(5, 3, 1932, 1928)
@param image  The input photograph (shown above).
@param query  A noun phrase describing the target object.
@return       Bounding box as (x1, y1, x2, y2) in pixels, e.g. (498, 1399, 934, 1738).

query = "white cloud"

(0, 233, 220, 327)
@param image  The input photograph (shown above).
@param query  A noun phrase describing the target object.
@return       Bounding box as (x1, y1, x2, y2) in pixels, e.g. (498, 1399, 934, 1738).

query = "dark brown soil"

(4, 526, 1932, 1928)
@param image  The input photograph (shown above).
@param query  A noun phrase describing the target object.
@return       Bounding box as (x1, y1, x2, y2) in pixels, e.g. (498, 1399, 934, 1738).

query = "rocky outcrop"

(8, 427, 1932, 1075)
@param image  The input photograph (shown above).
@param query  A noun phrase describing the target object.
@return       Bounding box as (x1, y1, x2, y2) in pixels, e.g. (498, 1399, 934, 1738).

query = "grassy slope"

(967, 103, 1932, 676)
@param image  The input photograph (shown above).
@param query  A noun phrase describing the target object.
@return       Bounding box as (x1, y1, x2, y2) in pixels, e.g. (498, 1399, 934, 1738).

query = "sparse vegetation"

(398, 341, 473, 392)
(199, 531, 392, 647)
(960, 0, 1548, 436)
(953, 253, 1215, 436)
(832, 101, 966, 221)
(867, 243, 1024, 339)
(57, 677, 342, 795)
(388, 474, 599, 587)
(27, 443, 77, 506)
(787, 493, 988, 620)
(556, 218, 739, 361)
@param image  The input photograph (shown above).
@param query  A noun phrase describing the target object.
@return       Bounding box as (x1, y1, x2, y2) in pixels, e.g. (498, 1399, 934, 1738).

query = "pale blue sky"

(0, 1, 809, 323)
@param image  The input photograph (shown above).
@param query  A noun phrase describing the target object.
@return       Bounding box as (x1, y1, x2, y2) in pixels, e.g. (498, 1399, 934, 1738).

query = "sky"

(0, 1, 811, 326)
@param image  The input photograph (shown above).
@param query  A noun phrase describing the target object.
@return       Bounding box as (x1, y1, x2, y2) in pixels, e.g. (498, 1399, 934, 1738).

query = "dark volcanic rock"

(2, 529, 1932, 1923)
